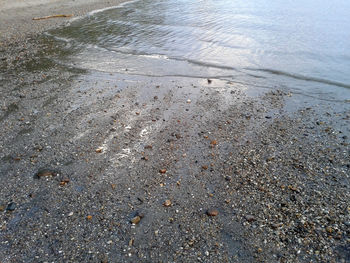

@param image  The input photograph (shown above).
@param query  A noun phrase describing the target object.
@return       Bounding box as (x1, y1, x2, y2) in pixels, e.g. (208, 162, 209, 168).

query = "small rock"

(245, 215, 255, 222)
(144, 145, 153, 149)
(154, 96, 158, 100)
(159, 169, 167, 174)
(59, 178, 70, 186)
(202, 165, 208, 170)
(206, 208, 219, 216)
(95, 148, 103, 153)
(6, 202, 16, 211)
(131, 216, 141, 224)
(68, 212, 74, 217)
(35, 169, 57, 179)
(207, 79, 212, 84)
(187, 99, 191, 103)
(163, 200, 172, 207)
(326, 226, 333, 233)
(210, 140, 217, 146)
(288, 185, 298, 192)
(87, 215, 93, 220)
(0, 205, 5, 212)
(224, 176, 232, 181)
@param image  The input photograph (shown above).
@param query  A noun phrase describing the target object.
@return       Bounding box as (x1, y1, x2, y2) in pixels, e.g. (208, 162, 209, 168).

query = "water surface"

(50, 0, 350, 100)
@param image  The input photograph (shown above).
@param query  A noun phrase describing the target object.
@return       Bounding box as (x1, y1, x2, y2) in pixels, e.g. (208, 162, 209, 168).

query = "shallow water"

(49, 0, 350, 100)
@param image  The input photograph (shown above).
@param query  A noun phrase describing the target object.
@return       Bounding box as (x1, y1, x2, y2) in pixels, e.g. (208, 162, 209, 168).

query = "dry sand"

(0, 0, 129, 41)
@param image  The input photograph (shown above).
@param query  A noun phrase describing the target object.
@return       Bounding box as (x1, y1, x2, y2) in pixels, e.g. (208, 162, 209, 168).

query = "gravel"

(0, 23, 349, 263)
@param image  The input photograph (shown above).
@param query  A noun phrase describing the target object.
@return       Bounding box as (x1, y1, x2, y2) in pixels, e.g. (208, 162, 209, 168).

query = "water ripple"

(50, 0, 350, 98)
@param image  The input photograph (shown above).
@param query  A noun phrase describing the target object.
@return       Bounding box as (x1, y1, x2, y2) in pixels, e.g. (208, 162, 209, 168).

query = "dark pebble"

(206, 208, 219, 216)
(35, 168, 57, 179)
(290, 195, 297, 202)
(225, 176, 232, 181)
(245, 215, 255, 222)
(6, 202, 16, 211)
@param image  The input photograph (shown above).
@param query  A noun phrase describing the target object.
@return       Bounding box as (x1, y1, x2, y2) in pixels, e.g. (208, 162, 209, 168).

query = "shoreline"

(0, 0, 131, 42)
(0, 1, 349, 262)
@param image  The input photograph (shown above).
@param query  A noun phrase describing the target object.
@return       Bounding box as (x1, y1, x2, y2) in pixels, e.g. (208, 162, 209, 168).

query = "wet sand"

(0, 1, 350, 263)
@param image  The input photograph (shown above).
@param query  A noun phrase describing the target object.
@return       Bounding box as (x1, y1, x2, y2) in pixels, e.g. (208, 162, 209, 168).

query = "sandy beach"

(0, 0, 349, 262)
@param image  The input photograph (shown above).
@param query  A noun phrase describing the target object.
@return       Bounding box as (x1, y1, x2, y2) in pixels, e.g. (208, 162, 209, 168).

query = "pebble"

(163, 199, 172, 207)
(326, 226, 333, 233)
(6, 202, 16, 211)
(131, 216, 141, 224)
(159, 169, 167, 174)
(206, 208, 219, 216)
(245, 215, 255, 222)
(210, 140, 217, 146)
(95, 148, 103, 153)
(59, 178, 70, 186)
(35, 169, 56, 178)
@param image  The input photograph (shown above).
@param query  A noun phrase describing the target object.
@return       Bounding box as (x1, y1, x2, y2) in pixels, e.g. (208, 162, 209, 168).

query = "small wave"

(88, 0, 141, 15)
(44, 32, 72, 43)
(91, 45, 238, 72)
(248, 68, 350, 89)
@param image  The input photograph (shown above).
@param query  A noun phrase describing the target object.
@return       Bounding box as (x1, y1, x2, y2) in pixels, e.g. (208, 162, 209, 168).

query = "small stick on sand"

(32, 14, 73, 20)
